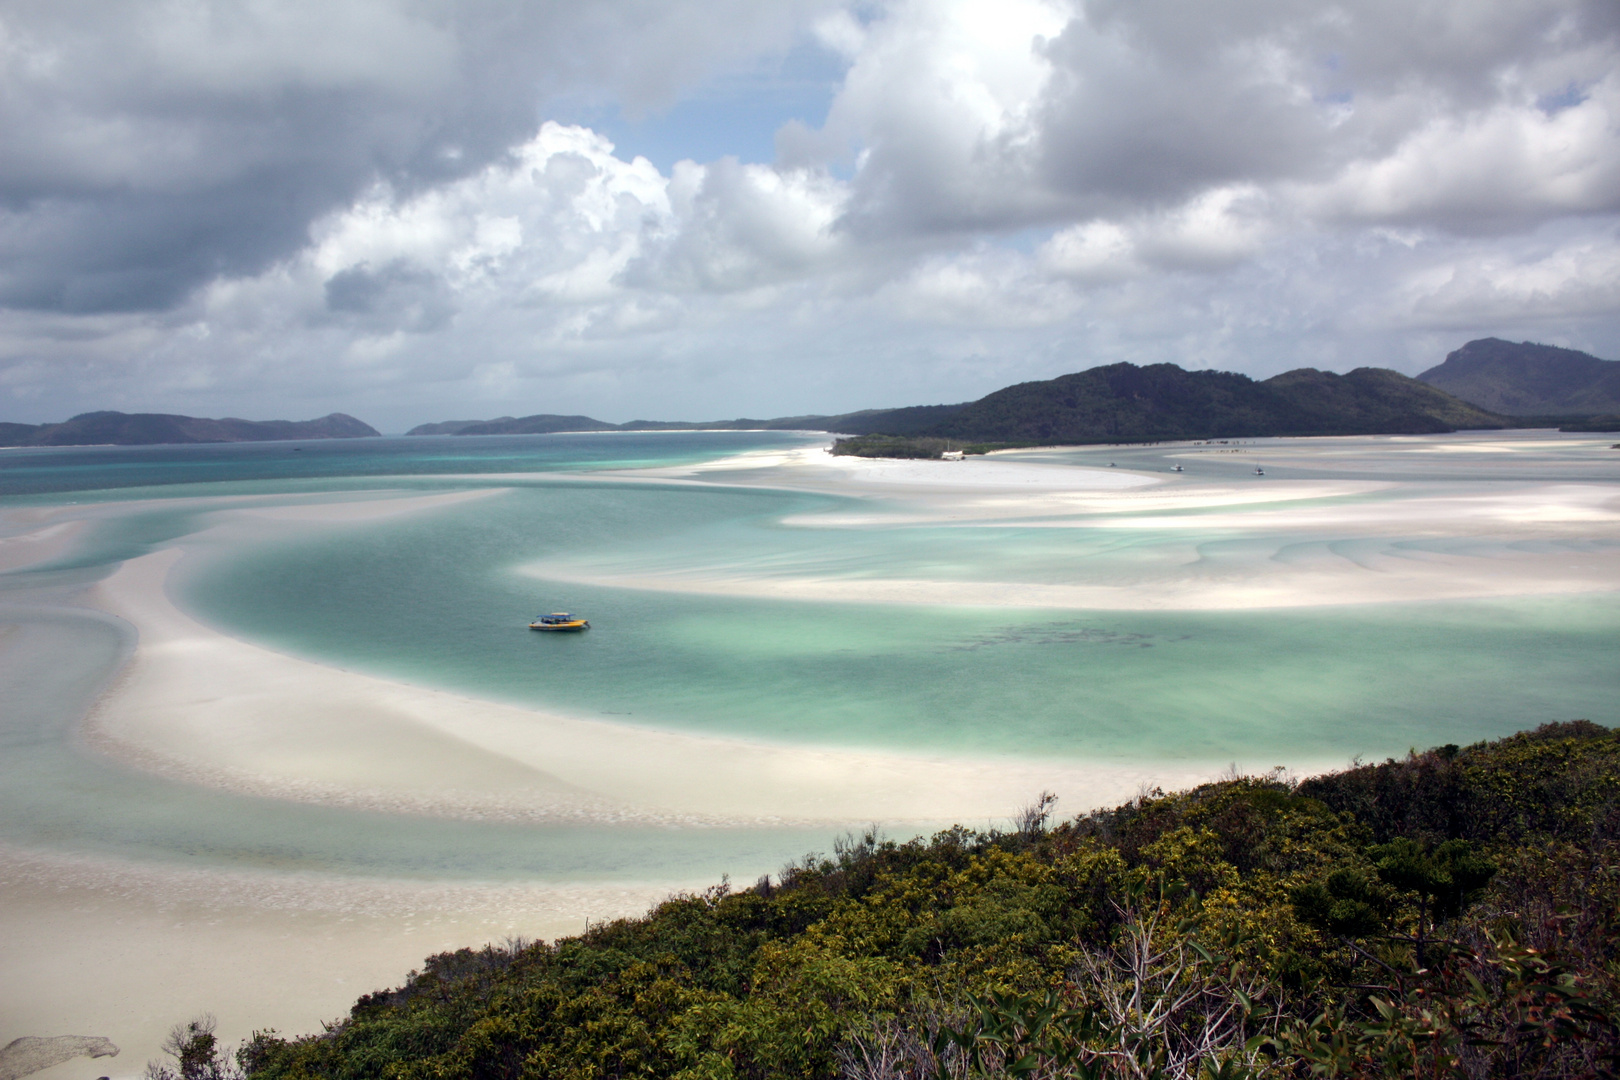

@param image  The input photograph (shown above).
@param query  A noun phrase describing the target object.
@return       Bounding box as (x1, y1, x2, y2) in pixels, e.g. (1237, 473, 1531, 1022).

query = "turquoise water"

(3, 430, 1618, 882)
(180, 480, 1620, 764)
(0, 609, 828, 880)
(0, 430, 820, 499)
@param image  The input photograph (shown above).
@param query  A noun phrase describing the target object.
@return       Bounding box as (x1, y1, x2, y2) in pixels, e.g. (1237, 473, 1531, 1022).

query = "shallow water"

(2, 429, 1618, 886)
(181, 482, 1620, 764)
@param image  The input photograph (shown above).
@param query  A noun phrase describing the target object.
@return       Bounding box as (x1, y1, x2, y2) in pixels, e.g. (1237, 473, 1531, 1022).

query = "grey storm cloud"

(829, 0, 1620, 235)
(325, 260, 457, 333)
(0, 0, 827, 313)
(1, 0, 1618, 429)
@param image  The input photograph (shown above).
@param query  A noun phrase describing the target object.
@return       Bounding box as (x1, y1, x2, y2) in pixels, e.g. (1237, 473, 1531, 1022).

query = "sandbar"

(88, 544, 1205, 826)
(573, 441, 1620, 609)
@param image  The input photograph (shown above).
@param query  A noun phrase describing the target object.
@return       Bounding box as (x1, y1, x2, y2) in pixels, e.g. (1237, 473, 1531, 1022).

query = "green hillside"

(406, 361, 1509, 449)
(0, 411, 379, 447)
(912, 363, 1508, 445)
(1418, 338, 1620, 416)
(182, 722, 1619, 1080)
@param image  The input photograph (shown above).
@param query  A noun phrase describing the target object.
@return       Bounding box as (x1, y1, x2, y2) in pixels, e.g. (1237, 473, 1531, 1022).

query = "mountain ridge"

(1417, 338, 1620, 415)
(913, 363, 1508, 444)
(410, 362, 1507, 446)
(0, 411, 380, 447)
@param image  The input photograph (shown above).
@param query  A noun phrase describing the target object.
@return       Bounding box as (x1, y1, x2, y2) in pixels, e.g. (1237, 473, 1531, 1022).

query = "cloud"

(1, 0, 1619, 427)
(0, 0, 832, 313)
(788, 0, 1620, 236)
(1393, 232, 1620, 330)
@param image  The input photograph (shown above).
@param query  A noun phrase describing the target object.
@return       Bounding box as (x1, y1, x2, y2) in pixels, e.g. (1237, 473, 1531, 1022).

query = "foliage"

(908, 364, 1508, 445)
(1558, 415, 1620, 432)
(1416, 337, 1620, 417)
(232, 724, 1620, 1080)
(830, 436, 999, 458)
(145, 1014, 274, 1080)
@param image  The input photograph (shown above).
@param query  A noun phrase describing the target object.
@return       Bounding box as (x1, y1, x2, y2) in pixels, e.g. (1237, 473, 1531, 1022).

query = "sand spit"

(569, 442, 1620, 610)
(0, 512, 91, 574)
(86, 543, 1210, 828)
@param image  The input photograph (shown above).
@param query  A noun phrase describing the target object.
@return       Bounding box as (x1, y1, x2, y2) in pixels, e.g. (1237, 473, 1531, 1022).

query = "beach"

(2, 430, 1618, 1078)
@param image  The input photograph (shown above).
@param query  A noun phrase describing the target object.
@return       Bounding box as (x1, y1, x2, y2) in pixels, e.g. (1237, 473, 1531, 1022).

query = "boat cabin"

(530, 612, 590, 631)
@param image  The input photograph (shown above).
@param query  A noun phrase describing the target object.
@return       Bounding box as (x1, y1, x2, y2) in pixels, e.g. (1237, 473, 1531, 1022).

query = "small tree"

(1368, 838, 1496, 967)
(145, 1016, 242, 1080)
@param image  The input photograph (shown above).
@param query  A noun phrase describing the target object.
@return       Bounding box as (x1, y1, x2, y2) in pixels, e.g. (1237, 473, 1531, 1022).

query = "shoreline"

(87, 542, 1221, 829)
(0, 842, 699, 1080)
(553, 441, 1620, 611)
(4, 431, 1618, 1078)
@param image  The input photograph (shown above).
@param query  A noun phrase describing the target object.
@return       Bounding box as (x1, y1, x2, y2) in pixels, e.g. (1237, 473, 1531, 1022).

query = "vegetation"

(1417, 338, 1620, 417)
(910, 365, 1508, 446)
(409, 354, 1526, 448)
(405, 406, 969, 438)
(830, 436, 999, 459)
(0, 411, 379, 447)
(1560, 416, 1620, 433)
(175, 722, 1620, 1079)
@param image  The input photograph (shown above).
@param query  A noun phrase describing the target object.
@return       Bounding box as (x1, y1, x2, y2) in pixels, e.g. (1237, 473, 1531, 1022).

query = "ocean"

(2, 430, 1618, 886)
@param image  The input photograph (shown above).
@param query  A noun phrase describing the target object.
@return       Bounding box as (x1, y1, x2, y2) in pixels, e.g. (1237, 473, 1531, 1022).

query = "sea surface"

(2, 430, 1618, 885)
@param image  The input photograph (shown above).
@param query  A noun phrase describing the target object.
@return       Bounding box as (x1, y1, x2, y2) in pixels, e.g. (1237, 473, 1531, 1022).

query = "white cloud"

(1, 0, 1619, 427)
(1395, 236, 1620, 329)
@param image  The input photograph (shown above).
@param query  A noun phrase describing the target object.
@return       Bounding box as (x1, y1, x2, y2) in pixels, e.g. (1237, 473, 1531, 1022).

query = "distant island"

(30, 339, 1614, 452)
(0, 411, 380, 448)
(1418, 338, 1620, 416)
(403, 413, 888, 436)
(849, 363, 1507, 449)
(411, 362, 1512, 458)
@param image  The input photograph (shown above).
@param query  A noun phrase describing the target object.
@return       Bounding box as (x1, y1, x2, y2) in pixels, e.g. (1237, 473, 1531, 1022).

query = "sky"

(1, 0, 1618, 431)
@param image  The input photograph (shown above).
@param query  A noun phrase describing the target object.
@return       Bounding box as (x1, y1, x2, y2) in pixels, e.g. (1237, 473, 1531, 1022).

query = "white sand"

(573, 442, 1620, 609)
(0, 510, 89, 573)
(88, 545, 1197, 826)
(0, 482, 1227, 1069)
(6, 518, 1215, 1075)
(0, 844, 694, 1080)
(6, 435, 1617, 1071)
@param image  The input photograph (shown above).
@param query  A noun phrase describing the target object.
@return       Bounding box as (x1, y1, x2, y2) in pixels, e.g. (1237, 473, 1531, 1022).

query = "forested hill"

(908, 363, 1508, 445)
(0, 411, 379, 447)
(195, 722, 1620, 1080)
(409, 364, 1506, 448)
(1417, 338, 1620, 416)
(402, 409, 960, 436)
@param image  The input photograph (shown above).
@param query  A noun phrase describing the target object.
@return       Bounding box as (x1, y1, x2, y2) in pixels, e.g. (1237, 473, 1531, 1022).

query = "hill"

(405, 417, 521, 435)
(404, 407, 968, 437)
(406, 364, 1503, 449)
(869, 363, 1508, 448)
(189, 722, 1620, 1080)
(0, 411, 379, 447)
(1417, 338, 1620, 415)
(425, 413, 619, 436)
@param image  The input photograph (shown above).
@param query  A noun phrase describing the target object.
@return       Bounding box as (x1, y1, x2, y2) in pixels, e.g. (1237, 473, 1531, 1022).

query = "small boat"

(530, 612, 589, 631)
(1253, 467, 1265, 476)
(1170, 464, 1184, 473)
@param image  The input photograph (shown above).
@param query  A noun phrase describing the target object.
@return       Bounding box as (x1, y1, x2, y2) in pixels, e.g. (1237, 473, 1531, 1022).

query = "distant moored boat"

(530, 612, 590, 631)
